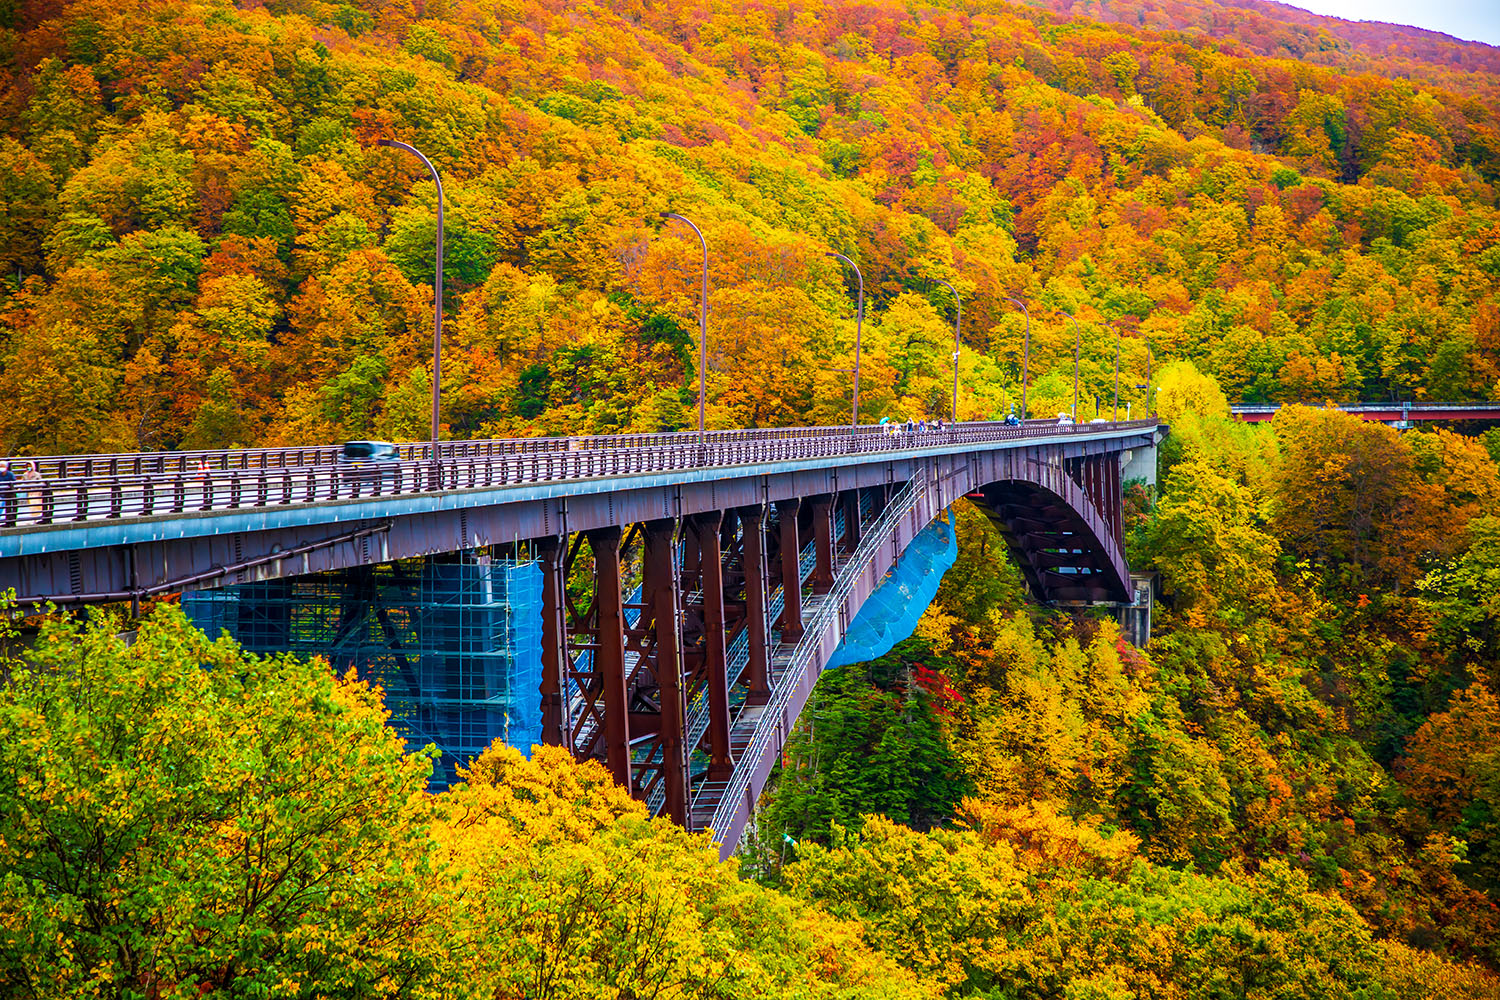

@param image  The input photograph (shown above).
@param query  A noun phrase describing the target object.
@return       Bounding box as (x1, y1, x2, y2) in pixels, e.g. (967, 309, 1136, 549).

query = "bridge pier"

(642, 519, 687, 823)
(688, 512, 734, 780)
(841, 489, 862, 548)
(536, 535, 568, 747)
(776, 498, 804, 642)
(736, 503, 771, 705)
(587, 526, 633, 792)
(811, 495, 835, 595)
(1121, 442, 1157, 490)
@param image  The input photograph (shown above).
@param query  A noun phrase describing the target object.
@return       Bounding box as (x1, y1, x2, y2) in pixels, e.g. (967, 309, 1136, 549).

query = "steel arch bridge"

(0, 418, 1162, 856)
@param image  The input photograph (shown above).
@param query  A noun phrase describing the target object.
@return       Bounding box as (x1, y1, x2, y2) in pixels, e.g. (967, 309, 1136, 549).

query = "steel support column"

(737, 503, 771, 705)
(776, 498, 803, 642)
(690, 511, 733, 778)
(535, 535, 568, 747)
(587, 526, 631, 791)
(643, 518, 687, 823)
(810, 494, 835, 595)
(841, 489, 862, 549)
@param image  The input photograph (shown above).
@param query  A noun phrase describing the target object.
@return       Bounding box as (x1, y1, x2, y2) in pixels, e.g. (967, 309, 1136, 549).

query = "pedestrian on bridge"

(19, 461, 42, 523)
(0, 463, 13, 527)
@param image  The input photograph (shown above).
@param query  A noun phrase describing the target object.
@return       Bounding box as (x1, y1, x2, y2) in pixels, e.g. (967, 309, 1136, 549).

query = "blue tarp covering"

(183, 557, 545, 789)
(501, 560, 544, 754)
(824, 516, 958, 672)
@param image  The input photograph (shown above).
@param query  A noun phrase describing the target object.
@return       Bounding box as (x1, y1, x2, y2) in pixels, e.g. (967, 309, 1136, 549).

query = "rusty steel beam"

(776, 498, 803, 643)
(841, 489, 862, 549)
(737, 503, 771, 705)
(643, 518, 687, 823)
(690, 511, 733, 779)
(810, 495, 834, 595)
(587, 526, 631, 791)
(535, 535, 568, 747)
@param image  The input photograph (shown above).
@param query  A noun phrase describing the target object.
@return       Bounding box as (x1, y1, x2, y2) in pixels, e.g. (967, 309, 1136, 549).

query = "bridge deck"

(0, 419, 1155, 554)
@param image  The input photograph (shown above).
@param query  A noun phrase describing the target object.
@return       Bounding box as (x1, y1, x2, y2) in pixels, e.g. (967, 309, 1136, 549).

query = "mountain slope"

(0, 0, 1495, 452)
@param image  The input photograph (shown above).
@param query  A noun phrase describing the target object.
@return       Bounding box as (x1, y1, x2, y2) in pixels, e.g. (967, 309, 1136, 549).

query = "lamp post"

(1144, 340, 1154, 417)
(935, 278, 962, 422)
(1005, 297, 1031, 419)
(377, 139, 443, 459)
(1112, 323, 1122, 421)
(1060, 310, 1081, 420)
(660, 212, 709, 437)
(827, 251, 864, 429)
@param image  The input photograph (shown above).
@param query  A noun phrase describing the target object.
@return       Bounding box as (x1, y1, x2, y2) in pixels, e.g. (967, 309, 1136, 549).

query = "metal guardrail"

(0, 420, 1157, 529)
(1, 419, 1047, 478)
(1230, 402, 1500, 414)
(705, 474, 928, 842)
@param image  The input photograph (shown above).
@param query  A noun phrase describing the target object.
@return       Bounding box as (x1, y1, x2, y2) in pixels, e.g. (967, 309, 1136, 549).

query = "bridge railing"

(0, 420, 1157, 529)
(0, 417, 1108, 480)
(1231, 402, 1500, 416)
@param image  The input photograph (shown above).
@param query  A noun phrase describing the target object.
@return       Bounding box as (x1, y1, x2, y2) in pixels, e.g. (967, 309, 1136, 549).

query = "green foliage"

(765, 651, 972, 845)
(0, 605, 440, 996)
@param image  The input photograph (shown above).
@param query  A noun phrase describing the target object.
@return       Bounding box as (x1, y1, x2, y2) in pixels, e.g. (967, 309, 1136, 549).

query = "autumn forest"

(2, 0, 1500, 994)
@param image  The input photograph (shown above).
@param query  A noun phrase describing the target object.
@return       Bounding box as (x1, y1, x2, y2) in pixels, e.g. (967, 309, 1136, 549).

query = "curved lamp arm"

(378, 139, 444, 455)
(827, 252, 864, 430)
(935, 278, 962, 423)
(660, 212, 710, 437)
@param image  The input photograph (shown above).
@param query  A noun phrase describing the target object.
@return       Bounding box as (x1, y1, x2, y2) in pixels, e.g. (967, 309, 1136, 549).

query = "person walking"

(0, 462, 13, 526)
(19, 461, 42, 523)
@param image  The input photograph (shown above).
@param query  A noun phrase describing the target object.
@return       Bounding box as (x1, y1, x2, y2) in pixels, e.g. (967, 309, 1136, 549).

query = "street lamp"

(827, 251, 864, 429)
(1059, 310, 1081, 420)
(1111, 322, 1121, 421)
(660, 212, 709, 437)
(1144, 340, 1154, 417)
(1005, 297, 1031, 419)
(935, 278, 962, 422)
(377, 139, 443, 458)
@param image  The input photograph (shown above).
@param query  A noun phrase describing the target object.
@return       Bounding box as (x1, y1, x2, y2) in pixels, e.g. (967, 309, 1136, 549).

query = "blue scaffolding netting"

(824, 515, 958, 672)
(183, 556, 544, 789)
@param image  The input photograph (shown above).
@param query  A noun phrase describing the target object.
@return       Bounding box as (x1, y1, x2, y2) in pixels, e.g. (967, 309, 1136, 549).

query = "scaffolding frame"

(184, 554, 543, 789)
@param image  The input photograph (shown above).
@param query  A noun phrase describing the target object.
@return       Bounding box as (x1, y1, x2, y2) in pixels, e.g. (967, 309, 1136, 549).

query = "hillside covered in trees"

(8, 387, 1500, 996)
(5, 0, 1500, 995)
(0, 0, 1497, 452)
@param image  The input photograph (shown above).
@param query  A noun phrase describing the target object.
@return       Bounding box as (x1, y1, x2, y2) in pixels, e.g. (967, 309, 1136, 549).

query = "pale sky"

(1281, 0, 1500, 47)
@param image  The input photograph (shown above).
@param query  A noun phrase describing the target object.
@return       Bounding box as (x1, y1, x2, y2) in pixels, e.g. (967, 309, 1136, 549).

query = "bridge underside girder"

(967, 455, 1131, 605)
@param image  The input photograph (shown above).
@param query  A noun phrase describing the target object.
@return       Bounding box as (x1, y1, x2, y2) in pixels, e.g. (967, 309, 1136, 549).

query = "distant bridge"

(1231, 402, 1500, 423)
(0, 419, 1162, 855)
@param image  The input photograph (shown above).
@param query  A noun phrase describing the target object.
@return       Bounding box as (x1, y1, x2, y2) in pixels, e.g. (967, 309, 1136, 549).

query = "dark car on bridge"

(338, 440, 401, 489)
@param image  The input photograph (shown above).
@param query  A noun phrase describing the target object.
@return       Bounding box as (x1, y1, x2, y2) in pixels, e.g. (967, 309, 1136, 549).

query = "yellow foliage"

(1153, 359, 1229, 423)
(428, 744, 935, 1000)
(958, 798, 1140, 878)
